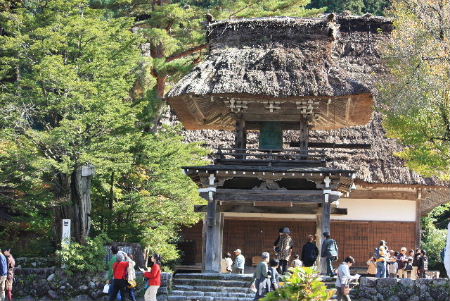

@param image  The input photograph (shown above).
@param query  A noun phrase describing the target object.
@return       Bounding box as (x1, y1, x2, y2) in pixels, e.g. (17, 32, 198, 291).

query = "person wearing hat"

(273, 227, 294, 274)
(321, 232, 339, 277)
(253, 252, 271, 300)
(232, 249, 245, 274)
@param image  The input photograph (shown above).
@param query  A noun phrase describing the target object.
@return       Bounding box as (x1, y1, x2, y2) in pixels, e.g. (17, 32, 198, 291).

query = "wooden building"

(165, 15, 450, 270)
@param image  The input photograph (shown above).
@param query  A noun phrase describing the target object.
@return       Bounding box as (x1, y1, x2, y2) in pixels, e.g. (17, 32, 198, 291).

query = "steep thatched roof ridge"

(167, 15, 393, 99)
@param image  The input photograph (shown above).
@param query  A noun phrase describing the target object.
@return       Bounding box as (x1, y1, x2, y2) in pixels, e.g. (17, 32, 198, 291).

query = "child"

(224, 252, 233, 273)
(291, 254, 302, 268)
(405, 250, 414, 279)
(418, 250, 428, 278)
(366, 256, 377, 277)
(387, 251, 398, 278)
(268, 259, 280, 291)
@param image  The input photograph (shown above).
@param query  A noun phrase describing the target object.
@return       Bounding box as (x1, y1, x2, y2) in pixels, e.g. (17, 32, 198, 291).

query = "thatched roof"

(167, 15, 393, 130)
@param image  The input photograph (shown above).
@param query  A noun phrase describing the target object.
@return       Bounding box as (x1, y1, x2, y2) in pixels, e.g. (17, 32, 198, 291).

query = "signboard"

(259, 121, 283, 150)
(62, 219, 71, 246)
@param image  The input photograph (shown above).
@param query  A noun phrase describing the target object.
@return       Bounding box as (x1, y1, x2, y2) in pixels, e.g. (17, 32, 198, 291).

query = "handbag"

(250, 280, 257, 293)
(341, 285, 350, 296)
(128, 280, 137, 289)
(102, 284, 110, 294)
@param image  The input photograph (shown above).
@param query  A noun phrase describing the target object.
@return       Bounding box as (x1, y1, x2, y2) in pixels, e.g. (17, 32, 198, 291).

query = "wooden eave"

(167, 93, 373, 131)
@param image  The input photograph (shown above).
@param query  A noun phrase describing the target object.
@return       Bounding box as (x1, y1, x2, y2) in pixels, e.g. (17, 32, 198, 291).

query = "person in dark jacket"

(418, 250, 428, 278)
(411, 248, 421, 280)
(321, 232, 338, 276)
(301, 235, 319, 267)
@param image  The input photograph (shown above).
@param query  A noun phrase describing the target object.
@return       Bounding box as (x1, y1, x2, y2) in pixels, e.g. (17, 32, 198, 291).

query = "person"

(335, 256, 358, 301)
(290, 254, 302, 268)
(0, 249, 7, 301)
(418, 250, 428, 278)
(321, 232, 339, 277)
(396, 247, 408, 278)
(301, 235, 319, 267)
(405, 250, 414, 279)
(366, 256, 377, 277)
(375, 241, 388, 278)
(253, 252, 271, 300)
(222, 253, 233, 273)
(387, 251, 398, 278)
(273, 227, 294, 274)
(143, 254, 162, 301)
(126, 254, 136, 301)
(3, 248, 14, 301)
(108, 246, 120, 300)
(232, 249, 245, 274)
(109, 252, 129, 301)
(268, 259, 280, 291)
(444, 222, 450, 277)
(411, 248, 421, 280)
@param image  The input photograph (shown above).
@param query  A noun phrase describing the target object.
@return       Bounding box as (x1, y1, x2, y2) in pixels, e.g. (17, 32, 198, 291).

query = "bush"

(262, 267, 335, 301)
(421, 217, 447, 275)
(56, 234, 110, 274)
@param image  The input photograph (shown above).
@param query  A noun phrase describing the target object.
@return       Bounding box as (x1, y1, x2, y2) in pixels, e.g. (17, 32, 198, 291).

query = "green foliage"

(262, 267, 334, 301)
(56, 234, 110, 273)
(421, 215, 447, 271)
(308, 0, 390, 15)
(377, 0, 450, 180)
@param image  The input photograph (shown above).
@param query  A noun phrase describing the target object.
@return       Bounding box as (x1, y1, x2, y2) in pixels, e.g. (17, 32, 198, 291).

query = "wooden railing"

(214, 147, 327, 166)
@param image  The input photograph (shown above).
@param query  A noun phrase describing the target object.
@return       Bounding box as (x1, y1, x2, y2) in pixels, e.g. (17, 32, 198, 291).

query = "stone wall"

(14, 268, 171, 301)
(352, 277, 450, 301)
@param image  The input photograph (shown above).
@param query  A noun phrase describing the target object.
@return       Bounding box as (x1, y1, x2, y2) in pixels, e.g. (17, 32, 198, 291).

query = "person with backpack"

(375, 240, 388, 278)
(321, 232, 339, 277)
(418, 250, 428, 278)
(301, 234, 319, 267)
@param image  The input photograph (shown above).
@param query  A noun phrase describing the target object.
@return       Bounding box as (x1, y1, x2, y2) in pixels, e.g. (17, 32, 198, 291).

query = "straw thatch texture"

(167, 16, 392, 99)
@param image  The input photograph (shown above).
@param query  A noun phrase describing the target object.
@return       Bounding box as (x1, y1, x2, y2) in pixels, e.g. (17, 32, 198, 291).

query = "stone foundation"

(352, 277, 450, 301)
(13, 268, 171, 301)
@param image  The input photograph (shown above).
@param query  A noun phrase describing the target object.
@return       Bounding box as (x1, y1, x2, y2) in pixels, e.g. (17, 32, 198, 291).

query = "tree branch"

(166, 44, 207, 62)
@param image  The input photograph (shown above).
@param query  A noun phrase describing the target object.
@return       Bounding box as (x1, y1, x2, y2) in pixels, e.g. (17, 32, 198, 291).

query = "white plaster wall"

(223, 198, 417, 222)
(332, 198, 416, 222)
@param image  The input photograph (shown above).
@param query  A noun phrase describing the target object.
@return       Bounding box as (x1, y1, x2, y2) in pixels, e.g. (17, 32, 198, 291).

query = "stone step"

(174, 273, 254, 281)
(173, 279, 251, 287)
(168, 297, 254, 301)
(173, 285, 254, 294)
(171, 290, 255, 298)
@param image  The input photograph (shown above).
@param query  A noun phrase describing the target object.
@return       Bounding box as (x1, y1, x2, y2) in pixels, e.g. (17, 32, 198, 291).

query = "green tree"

(0, 0, 142, 242)
(377, 0, 450, 180)
(308, 0, 390, 15)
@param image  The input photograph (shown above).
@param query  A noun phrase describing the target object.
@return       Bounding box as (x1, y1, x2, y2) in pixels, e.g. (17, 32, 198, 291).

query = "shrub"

(56, 234, 110, 274)
(262, 267, 335, 301)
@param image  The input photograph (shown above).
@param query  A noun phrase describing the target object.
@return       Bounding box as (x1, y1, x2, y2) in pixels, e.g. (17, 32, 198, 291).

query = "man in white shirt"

(336, 256, 359, 301)
(232, 249, 245, 274)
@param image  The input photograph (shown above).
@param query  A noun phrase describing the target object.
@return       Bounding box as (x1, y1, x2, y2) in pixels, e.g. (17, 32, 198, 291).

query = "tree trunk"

(54, 165, 94, 244)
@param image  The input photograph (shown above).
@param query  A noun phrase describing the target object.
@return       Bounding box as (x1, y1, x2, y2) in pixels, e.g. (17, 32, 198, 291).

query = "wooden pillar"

(235, 118, 247, 150)
(317, 176, 332, 274)
(316, 213, 324, 272)
(299, 115, 310, 155)
(415, 195, 422, 249)
(203, 174, 223, 273)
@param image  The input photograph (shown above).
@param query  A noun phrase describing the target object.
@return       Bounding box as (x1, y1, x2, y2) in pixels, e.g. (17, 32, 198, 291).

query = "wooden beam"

(290, 142, 372, 149)
(201, 189, 340, 203)
(194, 205, 347, 215)
(346, 190, 418, 200)
(253, 201, 293, 207)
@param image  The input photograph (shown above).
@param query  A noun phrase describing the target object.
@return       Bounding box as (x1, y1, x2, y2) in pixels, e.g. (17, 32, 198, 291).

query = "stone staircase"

(167, 273, 255, 301)
(166, 273, 339, 301)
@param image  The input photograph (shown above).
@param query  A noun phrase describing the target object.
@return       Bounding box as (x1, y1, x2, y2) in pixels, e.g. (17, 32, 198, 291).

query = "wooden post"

(318, 176, 332, 274)
(315, 213, 324, 272)
(299, 115, 310, 155)
(416, 194, 422, 249)
(203, 174, 223, 273)
(235, 118, 247, 158)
